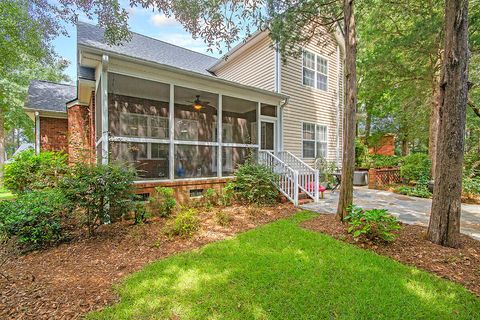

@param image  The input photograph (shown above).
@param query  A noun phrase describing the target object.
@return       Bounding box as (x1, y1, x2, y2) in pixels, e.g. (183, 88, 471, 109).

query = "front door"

(260, 120, 276, 152)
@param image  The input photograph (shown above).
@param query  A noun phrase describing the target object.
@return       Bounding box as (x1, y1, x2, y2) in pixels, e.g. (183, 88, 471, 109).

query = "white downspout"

(275, 43, 284, 152)
(336, 45, 341, 167)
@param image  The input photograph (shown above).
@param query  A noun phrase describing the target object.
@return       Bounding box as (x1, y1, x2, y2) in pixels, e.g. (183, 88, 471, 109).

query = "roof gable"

(25, 80, 76, 113)
(77, 22, 218, 76)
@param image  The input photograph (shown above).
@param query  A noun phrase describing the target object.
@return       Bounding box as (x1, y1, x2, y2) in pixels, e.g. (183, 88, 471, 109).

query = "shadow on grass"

(89, 212, 480, 319)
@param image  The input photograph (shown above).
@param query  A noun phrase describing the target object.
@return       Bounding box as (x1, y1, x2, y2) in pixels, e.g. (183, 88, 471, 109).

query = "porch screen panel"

(110, 141, 169, 180)
(174, 145, 218, 178)
(108, 73, 169, 139)
(222, 147, 257, 176)
(174, 86, 218, 142)
(222, 96, 257, 144)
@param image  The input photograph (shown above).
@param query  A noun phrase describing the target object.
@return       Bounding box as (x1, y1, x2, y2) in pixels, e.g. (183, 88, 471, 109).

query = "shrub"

(3, 150, 68, 194)
(366, 155, 402, 169)
(345, 205, 401, 242)
(0, 189, 67, 249)
(148, 187, 177, 217)
(60, 163, 136, 235)
(234, 163, 279, 205)
(202, 188, 218, 209)
(219, 182, 236, 206)
(395, 176, 432, 198)
(215, 210, 233, 226)
(400, 153, 431, 182)
(463, 176, 480, 196)
(355, 139, 369, 168)
(133, 201, 150, 225)
(164, 208, 200, 237)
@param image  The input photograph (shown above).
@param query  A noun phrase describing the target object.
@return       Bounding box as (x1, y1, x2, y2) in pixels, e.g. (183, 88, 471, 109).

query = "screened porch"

(95, 72, 280, 182)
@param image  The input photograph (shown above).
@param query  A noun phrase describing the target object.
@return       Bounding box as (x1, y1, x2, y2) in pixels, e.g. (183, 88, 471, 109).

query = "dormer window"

(302, 49, 328, 91)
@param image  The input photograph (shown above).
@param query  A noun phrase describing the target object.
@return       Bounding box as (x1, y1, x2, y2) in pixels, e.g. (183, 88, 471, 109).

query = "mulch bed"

(302, 214, 480, 297)
(0, 203, 297, 320)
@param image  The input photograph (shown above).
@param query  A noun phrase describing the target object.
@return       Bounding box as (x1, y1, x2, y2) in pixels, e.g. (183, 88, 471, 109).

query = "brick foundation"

(134, 178, 233, 203)
(39, 117, 68, 153)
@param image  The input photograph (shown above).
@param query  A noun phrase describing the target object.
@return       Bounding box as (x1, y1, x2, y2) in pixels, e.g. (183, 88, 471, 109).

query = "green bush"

(219, 182, 236, 206)
(463, 176, 480, 196)
(366, 155, 402, 169)
(3, 150, 68, 194)
(395, 176, 432, 198)
(60, 163, 136, 235)
(234, 163, 279, 205)
(149, 187, 177, 217)
(215, 210, 233, 226)
(164, 208, 200, 237)
(355, 139, 369, 168)
(0, 189, 67, 249)
(133, 200, 150, 224)
(345, 205, 401, 242)
(400, 153, 431, 182)
(202, 188, 218, 209)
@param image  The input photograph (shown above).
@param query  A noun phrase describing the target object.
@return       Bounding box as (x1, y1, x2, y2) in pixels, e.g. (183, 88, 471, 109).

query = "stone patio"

(302, 187, 480, 240)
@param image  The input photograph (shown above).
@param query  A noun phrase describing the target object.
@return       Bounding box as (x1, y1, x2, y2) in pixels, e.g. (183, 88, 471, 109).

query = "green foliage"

(202, 188, 218, 209)
(60, 163, 136, 235)
(396, 175, 432, 198)
(355, 139, 369, 168)
(463, 176, 480, 196)
(234, 163, 279, 205)
(3, 150, 68, 194)
(366, 155, 402, 169)
(164, 208, 200, 238)
(149, 187, 177, 218)
(219, 182, 236, 206)
(215, 210, 233, 226)
(0, 189, 66, 249)
(345, 205, 401, 242)
(133, 200, 149, 225)
(400, 153, 431, 182)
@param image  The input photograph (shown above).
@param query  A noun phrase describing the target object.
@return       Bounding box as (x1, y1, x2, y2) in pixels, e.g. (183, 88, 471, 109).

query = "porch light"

(193, 95, 203, 111)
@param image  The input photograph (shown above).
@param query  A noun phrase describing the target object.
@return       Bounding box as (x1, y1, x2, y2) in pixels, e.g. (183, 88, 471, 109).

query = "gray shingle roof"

(77, 22, 218, 76)
(25, 80, 76, 113)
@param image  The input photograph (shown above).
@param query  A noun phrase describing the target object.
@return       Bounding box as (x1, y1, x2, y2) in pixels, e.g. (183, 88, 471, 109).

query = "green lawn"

(89, 212, 480, 320)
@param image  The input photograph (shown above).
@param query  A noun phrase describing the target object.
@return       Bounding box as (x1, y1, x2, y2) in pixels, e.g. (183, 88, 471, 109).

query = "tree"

(427, 0, 469, 248)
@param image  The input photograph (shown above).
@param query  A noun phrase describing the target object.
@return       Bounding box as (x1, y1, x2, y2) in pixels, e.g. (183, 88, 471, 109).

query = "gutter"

(78, 44, 289, 101)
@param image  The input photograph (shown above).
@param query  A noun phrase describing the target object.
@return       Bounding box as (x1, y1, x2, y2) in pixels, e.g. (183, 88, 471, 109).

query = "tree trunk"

(0, 110, 5, 183)
(427, 0, 469, 248)
(401, 137, 409, 156)
(428, 59, 442, 179)
(336, 0, 357, 221)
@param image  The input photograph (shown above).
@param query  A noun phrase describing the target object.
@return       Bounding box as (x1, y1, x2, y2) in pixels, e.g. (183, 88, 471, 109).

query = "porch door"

(260, 120, 276, 152)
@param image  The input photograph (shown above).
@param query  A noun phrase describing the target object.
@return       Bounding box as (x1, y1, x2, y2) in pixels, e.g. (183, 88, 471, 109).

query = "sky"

(51, 5, 230, 82)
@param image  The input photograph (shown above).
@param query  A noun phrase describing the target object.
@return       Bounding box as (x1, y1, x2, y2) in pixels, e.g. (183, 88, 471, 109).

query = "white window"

(302, 50, 328, 91)
(120, 113, 168, 138)
(302, 123, 328, 159)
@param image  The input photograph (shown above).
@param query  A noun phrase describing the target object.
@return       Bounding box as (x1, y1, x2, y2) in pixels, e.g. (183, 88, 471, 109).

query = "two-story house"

(25, 22, 344, 204)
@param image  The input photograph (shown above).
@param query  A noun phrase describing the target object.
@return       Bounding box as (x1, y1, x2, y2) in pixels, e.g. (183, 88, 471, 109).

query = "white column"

(257, 102, 261, 152)
(169, 84, 175, 180)
(35, 112, 40, 154)
(217, 94, 223, 178)
(101, 55, 109, 165)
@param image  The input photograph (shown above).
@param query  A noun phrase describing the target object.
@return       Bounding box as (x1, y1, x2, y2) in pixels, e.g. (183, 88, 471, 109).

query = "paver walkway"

(302, 187, 480, 240)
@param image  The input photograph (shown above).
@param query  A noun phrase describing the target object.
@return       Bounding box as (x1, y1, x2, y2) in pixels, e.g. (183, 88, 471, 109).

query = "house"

(24, 22, 344, 204)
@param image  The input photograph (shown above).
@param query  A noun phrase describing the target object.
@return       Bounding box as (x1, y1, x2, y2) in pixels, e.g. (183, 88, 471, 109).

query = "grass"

(89, 212, 480, 319)
(0, 187, 14, 200)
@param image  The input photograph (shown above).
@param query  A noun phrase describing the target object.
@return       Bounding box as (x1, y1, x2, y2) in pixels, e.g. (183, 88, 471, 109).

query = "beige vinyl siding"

(281, 33, 343, 167)
(214, 35, 276, 92)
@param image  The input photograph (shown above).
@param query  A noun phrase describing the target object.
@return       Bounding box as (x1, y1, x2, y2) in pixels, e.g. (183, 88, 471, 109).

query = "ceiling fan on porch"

(188, 95, 211, 111)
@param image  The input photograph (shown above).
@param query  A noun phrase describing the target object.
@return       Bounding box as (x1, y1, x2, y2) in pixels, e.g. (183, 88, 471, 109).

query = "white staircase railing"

(277, 151, 320, 202)
(258, 151, 299, 206)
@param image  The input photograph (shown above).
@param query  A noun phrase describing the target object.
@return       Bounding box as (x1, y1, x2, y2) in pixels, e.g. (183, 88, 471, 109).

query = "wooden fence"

(368, 167, 401, 189)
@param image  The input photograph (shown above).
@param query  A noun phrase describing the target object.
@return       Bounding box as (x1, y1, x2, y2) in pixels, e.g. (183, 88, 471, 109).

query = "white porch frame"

(94, 64, 283, 183)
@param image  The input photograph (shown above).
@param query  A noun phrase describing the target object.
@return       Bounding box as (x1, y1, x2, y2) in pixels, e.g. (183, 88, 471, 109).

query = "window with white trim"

(302, 50, 328, 91)
(302, 123, 328, 159)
